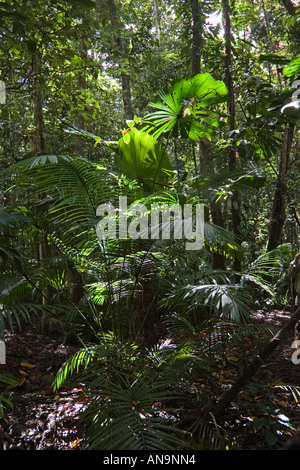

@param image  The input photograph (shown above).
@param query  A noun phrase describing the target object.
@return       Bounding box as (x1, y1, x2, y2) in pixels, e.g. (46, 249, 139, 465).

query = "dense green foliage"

(1, 0, 300, 450)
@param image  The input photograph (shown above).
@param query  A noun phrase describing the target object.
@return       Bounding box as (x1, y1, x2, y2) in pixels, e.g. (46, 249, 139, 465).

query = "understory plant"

(54, 333, 209, 450)
(0, 72, 290, 449)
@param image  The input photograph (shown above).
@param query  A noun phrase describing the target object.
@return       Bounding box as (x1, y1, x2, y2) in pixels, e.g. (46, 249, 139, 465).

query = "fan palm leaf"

(118, 127, 174, 192)
(144, 73, 228, 140)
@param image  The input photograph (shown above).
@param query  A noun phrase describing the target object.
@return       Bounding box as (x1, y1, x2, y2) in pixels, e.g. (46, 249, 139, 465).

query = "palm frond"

(164, 281, 251, 324)
(118, 128, 174, 191)
(79, 372, 183, 450)
(143, 73, 227, 140)
(54, 334, 192, 450)
(10, 155, 119, 249)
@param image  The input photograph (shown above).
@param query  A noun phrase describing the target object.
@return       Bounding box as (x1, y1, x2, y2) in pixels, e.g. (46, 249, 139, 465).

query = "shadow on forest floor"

(0, 309, 300, 450)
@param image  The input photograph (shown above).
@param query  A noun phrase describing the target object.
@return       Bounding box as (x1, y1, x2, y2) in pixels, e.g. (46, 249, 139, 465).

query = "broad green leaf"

(144, 73, 227, 140)
(283, 55, 300, 78)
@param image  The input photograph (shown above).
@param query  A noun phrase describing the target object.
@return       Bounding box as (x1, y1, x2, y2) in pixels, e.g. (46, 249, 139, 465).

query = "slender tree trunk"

(120, 74, 134, 121)
(267, 122, 295, 252)
(65, 261, 85, 305)
(281, 0, 296, 15)
(32, 58, 55, 305)
(74, 40, 87, 156)
(153, 0, 160, 42)
(107, 0, 134, 121)
(32, 74, 46, 155)
(190, 1, 225, 269)
(190, 0, 202, 75)
(261, 0, 282, 90)
(65, 38, 86, 306)
(190, 0, 202, 173)
(39, 233, 53, 305)
(261, 0, 290, 246)
(222, 0, 242, 274)
(199, 138, 226, 269)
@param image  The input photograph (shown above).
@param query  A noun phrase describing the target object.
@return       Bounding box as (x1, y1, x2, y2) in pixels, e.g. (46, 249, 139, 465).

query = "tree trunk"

(267, 122, 295, 252)
(190, 1, 225, 269)
(32, 74, 46, 155)
(74, 40, 87, 156)
(261, 0, 282, 90)
(281, 0, 296, 15)
(107, 0, 134, 121)
(120, 73, 134, 121)
(153, 0, 160, 42)
(190, 0, 202, 75)
(65, 261, 85, 306)
(32, 60, 55, 305)
(199, 138, 226, 270)
(222, 0, 242, 274)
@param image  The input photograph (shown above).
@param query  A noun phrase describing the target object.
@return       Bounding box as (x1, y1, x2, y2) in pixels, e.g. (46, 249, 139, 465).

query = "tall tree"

(199, 137, 226, 269)
(74, 40, 88, 156)
(153, 0, 161, 42)
(32, 52, 53, 305)
(96, 0, 134, 122)
(267, 122, 295, 252)
(222, 0, 242, 274)
(190, 1, 226, 269)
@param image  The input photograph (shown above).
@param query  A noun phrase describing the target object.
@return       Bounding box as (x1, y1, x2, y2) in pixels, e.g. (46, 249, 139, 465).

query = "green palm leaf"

(144, 73, 227, 140)
(54, 335, 187, 450)
(118, 127, 173, 191)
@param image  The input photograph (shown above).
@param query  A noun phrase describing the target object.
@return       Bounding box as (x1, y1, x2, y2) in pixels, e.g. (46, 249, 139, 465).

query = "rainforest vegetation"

(1, 0, 300, 451)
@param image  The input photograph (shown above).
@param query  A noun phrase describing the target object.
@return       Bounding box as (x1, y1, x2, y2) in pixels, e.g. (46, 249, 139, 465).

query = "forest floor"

(0, 308, 300, 451)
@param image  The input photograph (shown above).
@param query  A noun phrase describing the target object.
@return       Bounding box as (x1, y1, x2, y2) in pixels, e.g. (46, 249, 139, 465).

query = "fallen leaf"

(20, 362, 35, 368)
(227, 355, 240, 362)
(245, 416, 255, 422)
(18, 377, 26, 386)
(276, 400, 288, 408)
(70, 439, 81, 449)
